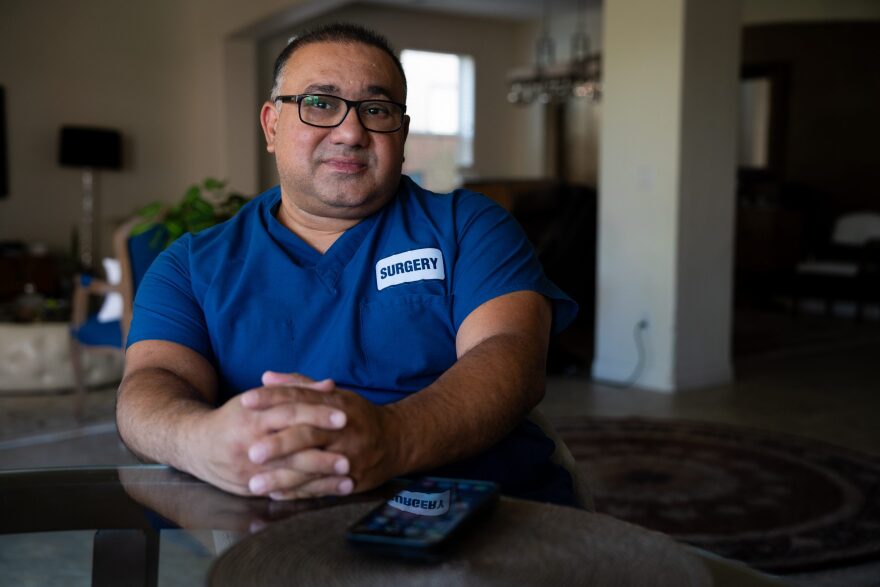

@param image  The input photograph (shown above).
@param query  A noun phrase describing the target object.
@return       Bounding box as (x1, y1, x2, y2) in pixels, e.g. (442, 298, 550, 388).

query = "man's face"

(261, 41, 409, 221)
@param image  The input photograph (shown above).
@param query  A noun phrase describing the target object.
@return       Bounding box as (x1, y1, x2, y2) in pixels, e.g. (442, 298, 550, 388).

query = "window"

(401, 50, 475, 193)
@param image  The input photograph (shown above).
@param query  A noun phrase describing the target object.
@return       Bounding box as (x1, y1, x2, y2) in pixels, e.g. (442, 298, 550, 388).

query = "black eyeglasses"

(275, 94, 407, 133)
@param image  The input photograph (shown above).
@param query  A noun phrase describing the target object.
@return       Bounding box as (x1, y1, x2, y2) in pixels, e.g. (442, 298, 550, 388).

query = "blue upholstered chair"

(70, 218, 165, 419)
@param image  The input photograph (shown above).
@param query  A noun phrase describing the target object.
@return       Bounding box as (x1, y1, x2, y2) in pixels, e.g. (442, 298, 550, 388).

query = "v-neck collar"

(263, 189, 382, 292)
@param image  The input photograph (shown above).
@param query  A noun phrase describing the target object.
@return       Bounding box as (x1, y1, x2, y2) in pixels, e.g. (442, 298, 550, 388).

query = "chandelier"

(507, 1, 602, 105)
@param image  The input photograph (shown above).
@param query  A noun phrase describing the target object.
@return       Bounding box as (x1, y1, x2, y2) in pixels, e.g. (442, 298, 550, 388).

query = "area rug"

(554, 417, 880, 573)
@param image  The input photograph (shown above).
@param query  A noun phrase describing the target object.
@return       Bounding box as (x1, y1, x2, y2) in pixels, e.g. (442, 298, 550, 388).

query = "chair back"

(832, 212, 880, 246)
(114, 219, 166, 345)
(128, 225, 166, 294)
(527, 407, 595, 511)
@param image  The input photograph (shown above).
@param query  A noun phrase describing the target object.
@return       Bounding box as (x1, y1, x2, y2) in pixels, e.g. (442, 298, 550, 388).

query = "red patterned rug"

(554, 417, 880, 573)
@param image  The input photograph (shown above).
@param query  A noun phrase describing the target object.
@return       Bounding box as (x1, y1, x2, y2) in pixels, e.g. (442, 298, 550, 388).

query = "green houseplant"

(130, 178, 250, 248)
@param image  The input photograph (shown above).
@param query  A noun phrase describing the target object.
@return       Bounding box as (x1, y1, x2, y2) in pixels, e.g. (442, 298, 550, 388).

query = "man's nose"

(329, 107, 369, 146)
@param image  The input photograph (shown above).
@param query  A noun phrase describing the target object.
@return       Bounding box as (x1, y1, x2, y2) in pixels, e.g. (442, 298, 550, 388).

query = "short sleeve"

(451, 193, 578, 333)
(126, 235, 215, 362)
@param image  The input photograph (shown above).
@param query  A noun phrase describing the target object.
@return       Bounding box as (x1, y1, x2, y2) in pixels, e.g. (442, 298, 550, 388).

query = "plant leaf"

(128, 177, 250, 247)
(137, 202, 164, 218)
(129, 221, 156, 236)
(184, 185, 201, 203)
(191, 199, 214, 214)
(204, 177, 225, 191)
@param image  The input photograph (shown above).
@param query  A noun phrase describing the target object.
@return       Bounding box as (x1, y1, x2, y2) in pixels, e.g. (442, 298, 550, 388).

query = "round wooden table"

(209, 497, 712, 586)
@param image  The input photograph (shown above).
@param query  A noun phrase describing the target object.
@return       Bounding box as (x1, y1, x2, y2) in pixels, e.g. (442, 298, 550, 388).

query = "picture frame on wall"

(737, 64, 788, 181)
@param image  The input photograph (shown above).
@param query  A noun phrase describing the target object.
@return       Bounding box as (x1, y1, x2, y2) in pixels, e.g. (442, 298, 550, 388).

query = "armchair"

(70, 218, 165, 420)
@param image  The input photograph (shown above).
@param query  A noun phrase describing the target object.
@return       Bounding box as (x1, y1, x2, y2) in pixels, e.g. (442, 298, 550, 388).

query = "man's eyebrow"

(300, 83, 398, 101)
(302, 83, 339, 95)
(365, 85, 396, 100)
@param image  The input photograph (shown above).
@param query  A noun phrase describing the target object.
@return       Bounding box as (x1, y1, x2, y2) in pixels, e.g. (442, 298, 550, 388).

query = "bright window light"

(401, 49, 475, 191)
(403, 50, 461, 135)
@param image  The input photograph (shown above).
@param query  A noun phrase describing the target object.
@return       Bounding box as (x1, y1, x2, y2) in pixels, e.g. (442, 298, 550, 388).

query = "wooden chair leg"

(856, 280, 866, 321)
(70, 338, 86, 422)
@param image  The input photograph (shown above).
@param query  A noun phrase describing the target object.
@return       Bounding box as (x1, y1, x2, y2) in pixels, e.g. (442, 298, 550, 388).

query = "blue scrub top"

(128, 176, 578, 405)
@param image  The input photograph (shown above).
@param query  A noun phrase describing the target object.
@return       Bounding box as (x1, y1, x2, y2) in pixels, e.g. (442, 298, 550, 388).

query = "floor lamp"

(59, 126, 122, 271)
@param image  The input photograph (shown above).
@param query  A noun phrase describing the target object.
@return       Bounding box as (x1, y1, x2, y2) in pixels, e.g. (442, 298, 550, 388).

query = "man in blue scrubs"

(117, 24, 578, 505)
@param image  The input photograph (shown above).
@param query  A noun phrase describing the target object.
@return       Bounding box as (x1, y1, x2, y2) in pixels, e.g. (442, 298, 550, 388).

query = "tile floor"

(543, 340, 880, 457)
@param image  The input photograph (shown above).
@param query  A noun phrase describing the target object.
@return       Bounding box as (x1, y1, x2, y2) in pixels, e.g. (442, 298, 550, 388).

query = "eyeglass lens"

(299, 95, 403, 132)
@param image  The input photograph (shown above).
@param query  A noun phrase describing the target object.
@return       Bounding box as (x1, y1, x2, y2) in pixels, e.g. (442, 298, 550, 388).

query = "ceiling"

(367, 0, 601, 21)
(235, 0, 602, 40)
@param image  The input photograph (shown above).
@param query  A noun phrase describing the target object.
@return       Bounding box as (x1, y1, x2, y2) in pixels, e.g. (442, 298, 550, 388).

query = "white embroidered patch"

(375, 248, 445, 291)
(388, 489, 451, 516)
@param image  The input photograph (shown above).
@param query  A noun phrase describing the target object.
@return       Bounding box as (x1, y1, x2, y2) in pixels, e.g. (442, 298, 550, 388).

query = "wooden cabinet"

(0, 254, 63, 302)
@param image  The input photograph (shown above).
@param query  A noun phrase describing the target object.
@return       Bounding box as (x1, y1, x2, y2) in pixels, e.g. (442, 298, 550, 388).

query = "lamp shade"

(59, 126, 122, 169)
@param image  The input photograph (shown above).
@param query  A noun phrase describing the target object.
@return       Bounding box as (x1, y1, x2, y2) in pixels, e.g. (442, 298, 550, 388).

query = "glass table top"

(0, 465, 787, 586)
(0, 465, 387, 586)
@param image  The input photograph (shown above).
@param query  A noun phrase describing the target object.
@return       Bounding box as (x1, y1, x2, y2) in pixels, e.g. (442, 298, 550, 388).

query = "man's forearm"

(116, 367, 214, 474)
(118, 355, 355, 498)
(385, 331, 547, 476)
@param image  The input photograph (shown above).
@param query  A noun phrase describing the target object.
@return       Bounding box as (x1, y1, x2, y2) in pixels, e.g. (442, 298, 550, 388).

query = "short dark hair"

(269, 23, 407, 101)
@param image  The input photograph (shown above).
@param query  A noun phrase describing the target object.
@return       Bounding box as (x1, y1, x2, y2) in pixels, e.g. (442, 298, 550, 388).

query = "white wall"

(0, 1, 198, 257)
(593, 0, 739, 391)
(593, 0, 685, 388)
(0, 0, 319, 258)
(674, 0, 740, 387)
(0, 0, 550, 264)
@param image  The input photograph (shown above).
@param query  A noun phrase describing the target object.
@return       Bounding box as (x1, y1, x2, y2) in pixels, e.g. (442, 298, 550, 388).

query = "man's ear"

(260, 101, 280, 153)
(402, 114, 410, 142)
